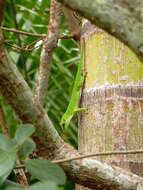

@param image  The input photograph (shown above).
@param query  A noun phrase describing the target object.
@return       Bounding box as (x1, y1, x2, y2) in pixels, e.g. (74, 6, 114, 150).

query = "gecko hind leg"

(74, 107, 88, 114)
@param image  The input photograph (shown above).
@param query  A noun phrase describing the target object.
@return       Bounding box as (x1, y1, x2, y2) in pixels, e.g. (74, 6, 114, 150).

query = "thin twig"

(23, 37, 43, 50)
(15, 149, 143, 169)
(11, 0, 29, 84)
(5, 41, 39, 52)
(1, 26, 74, 39)
(53, 149, 143, 164)
(60, 34, 75, 39)
(2, 27, 74, 53)
(5, 42, 32, 52)
(1, 26, 46, 38)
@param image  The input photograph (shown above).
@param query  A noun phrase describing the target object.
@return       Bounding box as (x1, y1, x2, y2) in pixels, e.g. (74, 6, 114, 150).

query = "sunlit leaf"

(0, 148, 17, 185)
(28, 181, 57, 190)
(5, 187, 23, 190)
(137, 184, 143, 190)
(0, 134, 16, 151)
(4, 179, 23, 190)
(20, 138, 36, 157)
(15, 124, 35, 145)
(25, 159, 66, 185)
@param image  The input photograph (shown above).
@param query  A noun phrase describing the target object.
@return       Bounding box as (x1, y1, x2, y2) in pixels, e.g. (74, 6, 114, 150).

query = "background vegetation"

(1, 0, 79, 189)
(2, 0, 79, 147)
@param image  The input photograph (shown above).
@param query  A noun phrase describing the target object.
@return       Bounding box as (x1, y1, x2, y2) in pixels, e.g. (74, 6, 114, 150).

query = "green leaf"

(28, 181, 57, 190)
(137, 184, 143, 190)
(4, 179, 24, 190)
(15, 124, 35, 145)
(5, 187, 23, 190)
(9, 52, 19, 63)
(0, 134, 16, 151)
(0, 148, 17, 185)
(25, 159, 66, 185)
(20, 138, 36, 157)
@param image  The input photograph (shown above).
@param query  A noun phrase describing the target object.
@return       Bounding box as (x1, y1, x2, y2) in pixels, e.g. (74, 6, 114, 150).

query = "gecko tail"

(64, 118, 72, 131)
(63, 115, 73, 131)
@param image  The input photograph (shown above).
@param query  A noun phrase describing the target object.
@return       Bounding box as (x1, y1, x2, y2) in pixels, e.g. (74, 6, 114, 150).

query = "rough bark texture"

(56, 0, 143, 61)
(0, 102, 10, 136)
(78, 22, 143, 190)
(1, 28, 143, 189)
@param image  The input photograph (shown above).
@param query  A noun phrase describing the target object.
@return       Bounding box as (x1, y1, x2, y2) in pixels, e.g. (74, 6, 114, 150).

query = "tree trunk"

(77, 22, 143, 190)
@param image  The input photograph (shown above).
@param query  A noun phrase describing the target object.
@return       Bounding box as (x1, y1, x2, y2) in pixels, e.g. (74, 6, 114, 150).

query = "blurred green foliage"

(0, 125, 67, 189)
(2, 0, 79, 147)
(0, 0, 79, 189)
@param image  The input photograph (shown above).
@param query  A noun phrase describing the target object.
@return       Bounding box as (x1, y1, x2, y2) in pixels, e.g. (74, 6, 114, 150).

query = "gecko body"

(60, 44, 87, 131)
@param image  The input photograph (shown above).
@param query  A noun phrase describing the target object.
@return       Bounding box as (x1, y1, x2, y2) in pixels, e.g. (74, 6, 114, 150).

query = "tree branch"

(1, 26, 47, 37)
(56, 0, 143, 61)
(62, 6, 81, 43)
(1, 26, 75, 39)
(0, 29, 64, 157)
(0, 98, 10, 136)
(54, 149, 143, 164)
(35, 0, 62, 105)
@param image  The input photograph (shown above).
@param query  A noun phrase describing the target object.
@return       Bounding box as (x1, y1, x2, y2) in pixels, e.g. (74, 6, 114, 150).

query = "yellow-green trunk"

(77, 24, 143, 190)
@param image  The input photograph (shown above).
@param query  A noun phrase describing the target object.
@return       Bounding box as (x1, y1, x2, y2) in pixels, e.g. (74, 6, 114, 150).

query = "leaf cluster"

(0, 124, 66, 190)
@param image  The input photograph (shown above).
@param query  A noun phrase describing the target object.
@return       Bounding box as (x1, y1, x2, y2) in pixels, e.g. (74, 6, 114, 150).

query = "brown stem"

(35, 0, 62, 105)
(0, 98, 10, 136)
(1, 26, 46, 38)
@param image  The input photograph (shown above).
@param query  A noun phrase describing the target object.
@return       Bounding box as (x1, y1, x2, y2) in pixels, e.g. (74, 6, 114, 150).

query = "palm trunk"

(77, 22, 143, 190)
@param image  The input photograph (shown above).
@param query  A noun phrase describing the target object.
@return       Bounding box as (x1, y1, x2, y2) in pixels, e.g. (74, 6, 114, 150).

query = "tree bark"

(56, 0, 143, 62)
(35, 0, 62, 105)
(77, 21, 143, 190)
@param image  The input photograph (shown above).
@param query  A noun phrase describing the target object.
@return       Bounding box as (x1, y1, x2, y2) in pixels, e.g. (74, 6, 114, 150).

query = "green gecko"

(60, 44, 87, 131)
